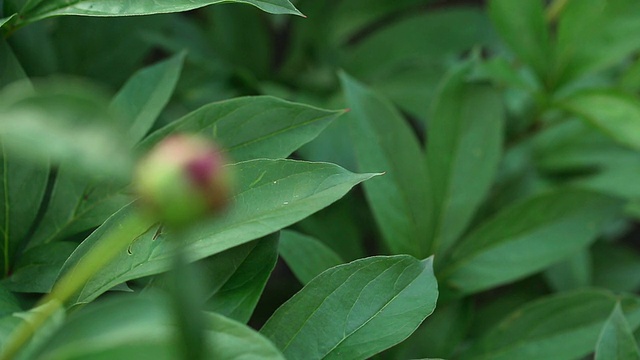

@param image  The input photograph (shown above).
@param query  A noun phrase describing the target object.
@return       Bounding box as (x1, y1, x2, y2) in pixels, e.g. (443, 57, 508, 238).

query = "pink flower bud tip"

(133, 134, 233, 227)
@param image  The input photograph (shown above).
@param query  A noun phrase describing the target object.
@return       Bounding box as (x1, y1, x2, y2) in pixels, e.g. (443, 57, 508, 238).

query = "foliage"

(1, 0, 640, 359)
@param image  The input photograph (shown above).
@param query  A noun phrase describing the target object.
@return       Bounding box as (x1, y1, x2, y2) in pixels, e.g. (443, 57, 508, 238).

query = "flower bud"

(133, 134, 233, 227)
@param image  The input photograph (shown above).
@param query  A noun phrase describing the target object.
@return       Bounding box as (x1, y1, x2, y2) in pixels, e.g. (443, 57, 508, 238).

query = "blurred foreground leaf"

(32, 295, 284, 360)
(29, 53, 184, 248)
(0, 81, 133, 182)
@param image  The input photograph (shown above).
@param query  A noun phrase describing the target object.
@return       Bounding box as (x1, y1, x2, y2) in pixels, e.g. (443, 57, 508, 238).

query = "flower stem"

(0, 211, 154, 360)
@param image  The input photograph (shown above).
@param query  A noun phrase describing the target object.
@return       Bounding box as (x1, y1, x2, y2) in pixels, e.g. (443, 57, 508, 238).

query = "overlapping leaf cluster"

(1, 0, 640, 359)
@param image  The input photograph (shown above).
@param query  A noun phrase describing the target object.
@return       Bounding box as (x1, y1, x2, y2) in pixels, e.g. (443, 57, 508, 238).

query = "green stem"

(546, 0, 570, 22)
(0, 211, 153, 360)
(170, 245, 206, 360)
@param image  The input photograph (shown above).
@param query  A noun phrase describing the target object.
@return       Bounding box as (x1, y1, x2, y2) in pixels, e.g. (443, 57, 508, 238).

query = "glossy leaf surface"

(140, 96, 344, 163)
(59, 159, 376, 304)
(19, 0, 302, 25)
(261, 255, 438, 360)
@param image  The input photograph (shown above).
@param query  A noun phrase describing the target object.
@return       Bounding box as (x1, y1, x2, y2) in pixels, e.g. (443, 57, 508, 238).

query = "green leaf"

(533, 118, 623, 171)
(7, 19, 57, 78)
(478, 56, 538, 92)
(0, 39, 28, 89)
(532, 118, 640, 199)
(441, 189, 622, 294)
(203, 234, 279, 323)
(596, 303, 640, 360)
(468, 281, 545, 337)
(19, 0, 303, 25)
(340, 72, 431, 257)
(592, 242, 640, 293)
(33, 295, 284, 360)
(60, 159, 377, 304)
(0, 81, 133, 182)
(260, 255, 438, 360)
(0, 146, 49, 276)
(129, 235, 277, 327)
(370, 61, 446, 121)
(203, 312, 285, 360)
(206, 5, 273, 78)
(462, 289, 640, 360)
(28, 177, 130, 246)
(0, 284, 21, 318)
(2, 242, 77, 293)
(488, 0, 550, 81)
(576, 160, 640, 200)
(0, 300, 66, 360)
(627, 201, 640, 220)
(543, 249, 592, 292)
(297, 110, 358, 171)
(279, 230, 344, 285)
(295, 195, 366, 262)
(329, 0, 426, 43)
(29, 54, 184, 246)
(620, 56, 640, 93)
(426, 66, 504, 254)
(555, 0, 640, 85)
(560, 90, 640, 151)
(0, 315, 23, 353)
(111, 52, 185, 144)
(343, 8, 492, 80)
(0, 14, 17, 29)
(394, 300, 472, 359)
(52, 16, 171, 88)
(140, 96, 344, 163)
